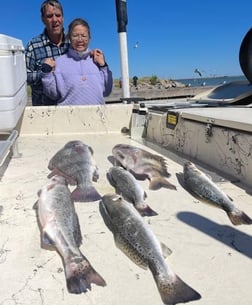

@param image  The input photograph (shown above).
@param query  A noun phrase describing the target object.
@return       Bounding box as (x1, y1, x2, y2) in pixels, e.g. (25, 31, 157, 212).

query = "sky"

(0, 0, 252, 79)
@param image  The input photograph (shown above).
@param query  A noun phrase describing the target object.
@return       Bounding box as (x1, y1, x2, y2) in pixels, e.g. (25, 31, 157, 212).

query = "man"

(25, 0, 69, 106)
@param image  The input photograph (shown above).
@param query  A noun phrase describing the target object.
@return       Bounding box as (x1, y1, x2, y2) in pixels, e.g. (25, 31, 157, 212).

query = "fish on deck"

(99, 193, 201, 305)
(112, 144, 177, 191)
(36, 175, 106, 293)
(48, 140, 101, 202)
(106, 166, 158, 216)
(180, 161, 252, 226)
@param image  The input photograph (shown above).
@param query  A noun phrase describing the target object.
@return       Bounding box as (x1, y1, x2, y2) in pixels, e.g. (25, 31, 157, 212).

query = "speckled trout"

(37, 175, 106, 293)
(112, 144, 177, 191)
(99, 193, 201, 305)
(107, 166, 158, 216)
(48, 140, 100, 202)
(183, 161, 252, 225)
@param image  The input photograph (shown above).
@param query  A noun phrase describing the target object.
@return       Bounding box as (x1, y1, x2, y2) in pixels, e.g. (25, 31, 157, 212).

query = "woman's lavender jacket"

(41, 47, 113, 105)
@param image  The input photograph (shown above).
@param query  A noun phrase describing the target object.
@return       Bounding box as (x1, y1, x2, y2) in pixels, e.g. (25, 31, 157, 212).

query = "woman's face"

(70, 24, 90, 52)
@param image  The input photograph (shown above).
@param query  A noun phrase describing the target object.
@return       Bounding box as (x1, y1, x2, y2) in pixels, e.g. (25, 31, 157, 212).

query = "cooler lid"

(0, 34, 24, 52)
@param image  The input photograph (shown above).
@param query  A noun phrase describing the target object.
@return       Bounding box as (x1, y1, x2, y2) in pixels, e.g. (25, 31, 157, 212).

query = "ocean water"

(176, 75, 247, 87)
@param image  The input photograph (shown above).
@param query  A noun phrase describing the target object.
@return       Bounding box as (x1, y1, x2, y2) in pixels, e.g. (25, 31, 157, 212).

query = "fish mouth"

(183, 161, 194, 171)
(99, 198, 111, 228)
(113, 150, 125, 160)
(50, 175, 67, 185)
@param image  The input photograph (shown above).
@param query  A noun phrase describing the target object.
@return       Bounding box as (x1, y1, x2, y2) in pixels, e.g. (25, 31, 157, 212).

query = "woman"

(41, 18, 113, 105)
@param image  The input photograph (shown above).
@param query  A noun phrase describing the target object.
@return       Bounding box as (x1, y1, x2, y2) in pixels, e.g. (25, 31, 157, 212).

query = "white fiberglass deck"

(0, 105, 252, 305)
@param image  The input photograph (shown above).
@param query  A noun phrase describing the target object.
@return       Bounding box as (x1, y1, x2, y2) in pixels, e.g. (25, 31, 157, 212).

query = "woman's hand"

(90, 49, 106, 67)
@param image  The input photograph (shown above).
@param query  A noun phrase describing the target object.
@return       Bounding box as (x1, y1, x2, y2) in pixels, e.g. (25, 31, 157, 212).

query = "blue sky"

(1, 0, 251, 79)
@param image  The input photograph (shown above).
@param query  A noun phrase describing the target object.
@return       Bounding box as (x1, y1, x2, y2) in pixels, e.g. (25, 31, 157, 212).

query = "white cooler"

(0, 34, 27, 131)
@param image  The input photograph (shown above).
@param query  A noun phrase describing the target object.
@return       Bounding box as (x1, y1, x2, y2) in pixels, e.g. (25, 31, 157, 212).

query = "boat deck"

(0, 105, 252, 305)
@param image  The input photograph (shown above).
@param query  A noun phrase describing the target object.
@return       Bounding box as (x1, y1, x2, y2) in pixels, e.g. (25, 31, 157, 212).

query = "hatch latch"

(205, 123, 213, 142)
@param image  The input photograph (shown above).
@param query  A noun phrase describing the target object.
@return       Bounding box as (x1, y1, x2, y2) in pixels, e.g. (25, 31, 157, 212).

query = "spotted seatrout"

(99, 193, 201, 305)
(107, 166, 158, 216)
(112, 144, 176, 190)
(183, 161, 252, 225)
(48, 140, 100, 202)
(37, 175, 106, 293)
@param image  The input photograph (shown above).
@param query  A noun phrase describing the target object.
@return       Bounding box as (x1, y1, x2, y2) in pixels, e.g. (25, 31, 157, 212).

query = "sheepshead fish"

(183, 161, 252, 225)
(112, 144, 176, 191)
(99, 193, 201, 305)
(107, 166, 158, 216)
(37, 175, 106, 293)
(48, 140, 100, 202)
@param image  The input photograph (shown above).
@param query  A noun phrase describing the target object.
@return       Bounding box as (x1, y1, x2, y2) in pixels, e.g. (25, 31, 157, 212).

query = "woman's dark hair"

(68, 18, 91, 39)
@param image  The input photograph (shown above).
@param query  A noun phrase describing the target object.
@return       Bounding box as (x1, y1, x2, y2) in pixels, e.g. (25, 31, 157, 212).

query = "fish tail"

(71, 185, 101, 202)
(137, 205, 158, 217)
(154, 273, 201, 305)
(149, 177, 177, 191)
(227, 208, 252, 225)
(65, 255, 106, 294)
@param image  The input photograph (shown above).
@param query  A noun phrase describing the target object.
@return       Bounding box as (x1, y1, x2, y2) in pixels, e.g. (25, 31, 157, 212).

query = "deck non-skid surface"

(0, 133, 252, 305)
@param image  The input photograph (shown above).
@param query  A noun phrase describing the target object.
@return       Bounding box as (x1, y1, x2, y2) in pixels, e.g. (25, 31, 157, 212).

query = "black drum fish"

(112, 144, 177, 191)
(48, 140, 100, 202)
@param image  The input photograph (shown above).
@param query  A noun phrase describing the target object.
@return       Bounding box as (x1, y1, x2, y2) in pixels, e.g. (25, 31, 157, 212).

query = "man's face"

(42, 4, 63, 36)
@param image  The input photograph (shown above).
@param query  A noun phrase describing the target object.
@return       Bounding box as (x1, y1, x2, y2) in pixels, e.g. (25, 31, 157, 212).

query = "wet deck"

(0, 105, 252, 305)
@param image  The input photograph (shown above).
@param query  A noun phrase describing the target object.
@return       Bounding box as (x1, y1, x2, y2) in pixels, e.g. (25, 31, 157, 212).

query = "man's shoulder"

(29, 33, 46, 44)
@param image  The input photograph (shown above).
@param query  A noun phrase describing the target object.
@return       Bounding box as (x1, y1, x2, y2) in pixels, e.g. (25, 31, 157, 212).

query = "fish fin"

(227, 195, 234, 201)
(137, 205, 158, 217)
(92, 167, 99, 182)
(99, 200, 116, 233)
(149, 177, 177, 191)
(153, 272, 201, 305)
(71, 185, 101, 202)
(65, 255, 106, 294)
(143, 191, 147, 200)
(175, 172, 186, 188)
(33, 200, 38, 210)
(227, 208, 252, 225)
(106, 171, 116, 187)
(41, 231, 55, 248)
(160, 242, 172, 257)
(48, 168, 76, 185)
